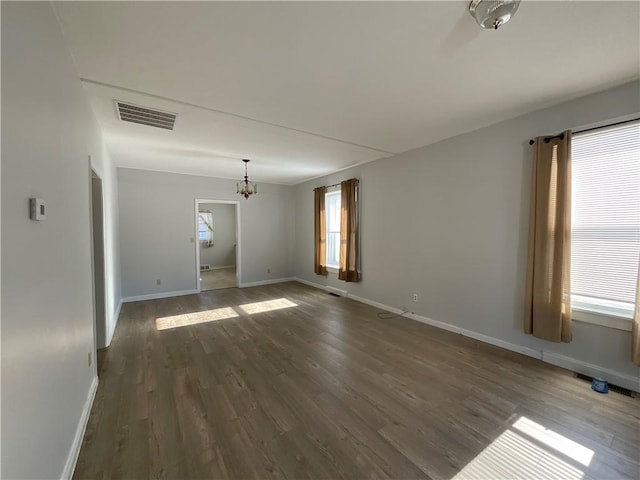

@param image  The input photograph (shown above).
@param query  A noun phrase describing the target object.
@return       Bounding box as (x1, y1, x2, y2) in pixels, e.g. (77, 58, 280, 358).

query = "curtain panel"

(198, 212, 214, 248)
(338, 178, 361, 282)
(313, 186, 328, 276)
(524, 131, 572, 343)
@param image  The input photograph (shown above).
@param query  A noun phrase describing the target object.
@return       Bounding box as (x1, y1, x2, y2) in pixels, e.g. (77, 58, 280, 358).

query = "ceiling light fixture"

(469, 0, 521, 30)
(236, 159, 257, 199)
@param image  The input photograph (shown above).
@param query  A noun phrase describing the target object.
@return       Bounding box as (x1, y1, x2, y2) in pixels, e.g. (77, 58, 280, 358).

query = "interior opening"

(196, 200, 238, 291)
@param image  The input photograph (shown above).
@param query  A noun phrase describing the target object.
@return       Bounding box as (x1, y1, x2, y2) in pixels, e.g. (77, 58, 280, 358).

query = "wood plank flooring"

(200, 268, 237, 291)
(74, 282, 640, 480)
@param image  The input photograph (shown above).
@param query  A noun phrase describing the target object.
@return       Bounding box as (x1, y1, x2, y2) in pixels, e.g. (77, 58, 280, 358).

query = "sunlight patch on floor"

(238, 298, 298, 315)
(155, 307, 239, 330)
(453, 416, 592, 480)
(512, 416, 594, 467)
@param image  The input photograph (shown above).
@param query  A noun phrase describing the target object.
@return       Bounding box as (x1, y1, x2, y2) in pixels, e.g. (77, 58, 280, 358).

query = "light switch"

(29, 198, 46, 221)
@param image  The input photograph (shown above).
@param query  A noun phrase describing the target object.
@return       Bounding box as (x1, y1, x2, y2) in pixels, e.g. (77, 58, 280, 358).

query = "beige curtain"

(338, 178, 360, 282)
(314, 186, 328, 276)
(632, 260, 640, 365)
(524, 131, 572, 343)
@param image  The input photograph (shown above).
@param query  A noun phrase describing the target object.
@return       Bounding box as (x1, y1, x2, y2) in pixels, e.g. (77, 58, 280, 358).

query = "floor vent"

(200, 265, 211, 271)
(115, 101, 176, 130)
(575, 373, 635, 397)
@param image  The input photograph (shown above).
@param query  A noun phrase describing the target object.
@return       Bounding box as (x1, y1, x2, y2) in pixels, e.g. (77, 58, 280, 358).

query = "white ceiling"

(53, 1, 639, 185)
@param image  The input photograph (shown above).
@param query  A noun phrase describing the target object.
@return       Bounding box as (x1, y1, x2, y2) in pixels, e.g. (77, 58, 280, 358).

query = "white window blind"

(325, 191, 341, 269)
(571, 121, 640, 318)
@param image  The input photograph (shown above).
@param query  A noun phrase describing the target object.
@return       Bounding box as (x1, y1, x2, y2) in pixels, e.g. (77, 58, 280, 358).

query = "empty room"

(2, 1, 640, 479)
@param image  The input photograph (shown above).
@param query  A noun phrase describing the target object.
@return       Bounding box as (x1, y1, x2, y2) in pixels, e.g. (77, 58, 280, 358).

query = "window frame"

(569, 118, 639, 331)
(325, 189, 341, 271)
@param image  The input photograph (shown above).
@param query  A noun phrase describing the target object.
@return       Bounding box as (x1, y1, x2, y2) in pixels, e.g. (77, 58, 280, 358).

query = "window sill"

(572, 308, 632, 332)
(326, 266, 338, 273)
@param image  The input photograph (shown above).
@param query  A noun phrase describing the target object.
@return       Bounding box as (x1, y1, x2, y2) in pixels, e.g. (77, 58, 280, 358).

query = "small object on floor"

(591, 377, 608, 394)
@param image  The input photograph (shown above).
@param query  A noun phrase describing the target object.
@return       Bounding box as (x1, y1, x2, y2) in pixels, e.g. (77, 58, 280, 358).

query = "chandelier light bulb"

(236, 159, 257, 200)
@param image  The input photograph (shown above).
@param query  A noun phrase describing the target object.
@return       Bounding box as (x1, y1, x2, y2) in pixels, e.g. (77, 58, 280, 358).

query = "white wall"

(1, 2, 120, 478)
(118, 168, 294, 298)
(294, 81, 640, 386)
(199, 203, 236, 268)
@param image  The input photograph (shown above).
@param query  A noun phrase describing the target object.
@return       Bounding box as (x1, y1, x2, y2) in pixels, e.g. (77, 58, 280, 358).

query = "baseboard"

(296, 280, 640, 390)
(239, 277, 295, 288)
(347, 292, 520, 354)
(294, 277, 327, 291)
(122, 289, 199, 303)
(201, 265, 235, 271)
(106, 299, 122, 347)
(542, 352, 640, 393)
(60, 376, 98, 480)
(327, 285, 348, 297)
(404, 311, 464, 335)
(347, 293, 405, 314)
(462, 327, 541, 359)
(293, 277, 349, 297)
(402, 309, 540, 360)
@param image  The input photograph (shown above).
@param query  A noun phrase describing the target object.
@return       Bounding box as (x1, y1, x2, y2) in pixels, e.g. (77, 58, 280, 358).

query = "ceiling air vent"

(115, 101, 176, 130)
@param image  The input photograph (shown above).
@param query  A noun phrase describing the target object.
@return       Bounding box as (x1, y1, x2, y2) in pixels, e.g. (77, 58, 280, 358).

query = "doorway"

(90, 170, 106, 372)
(195, 199, 240, 291)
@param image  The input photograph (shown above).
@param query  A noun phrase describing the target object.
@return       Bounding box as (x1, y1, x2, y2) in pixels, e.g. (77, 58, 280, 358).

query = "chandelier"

(236, 159, 257, 199)
(469, 0, 521, 30)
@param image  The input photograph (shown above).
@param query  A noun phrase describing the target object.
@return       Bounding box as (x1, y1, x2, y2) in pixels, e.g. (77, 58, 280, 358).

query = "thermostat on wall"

(29, 198, 46, 221)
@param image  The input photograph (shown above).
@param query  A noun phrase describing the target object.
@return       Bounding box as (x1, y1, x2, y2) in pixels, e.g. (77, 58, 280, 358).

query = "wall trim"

(60, 376, 98, 480)
(327, 285, 348, 297)
(106, 299, 122, 346)
(406, 311, 463, 336)
(123, 289, 199, 303)
(204, 265, 235, 270)
(346, 293, 406, 315)
(459, 327, 541, 360)
(239, 277, 295, 288)
(572, 309, 632, 332)
(294, 277, 327, 290)
(295, 279, 639, 392)
(542, 352, 640, 393)
(300, 281, 539, 359)
(293, 277, 347, 298)
(347, 294, 541, 360)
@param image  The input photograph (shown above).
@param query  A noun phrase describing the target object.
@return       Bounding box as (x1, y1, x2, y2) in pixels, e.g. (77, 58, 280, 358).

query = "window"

(198, 212, 214, 245)
(325, 190, 341, 269)
(571, 122, 640, 321)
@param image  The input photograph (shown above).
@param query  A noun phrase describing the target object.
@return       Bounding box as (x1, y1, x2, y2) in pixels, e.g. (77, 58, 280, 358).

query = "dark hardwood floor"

(74, 282, 640, 480)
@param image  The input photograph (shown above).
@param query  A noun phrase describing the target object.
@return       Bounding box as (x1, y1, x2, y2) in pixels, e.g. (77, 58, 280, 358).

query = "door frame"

(88, 159, 106, 377)
(194, 199, 241, 291)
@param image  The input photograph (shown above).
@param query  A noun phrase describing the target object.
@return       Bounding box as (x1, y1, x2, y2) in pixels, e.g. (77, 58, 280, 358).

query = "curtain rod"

(528, 117, 640, 145)
(529, 133, 565, 145)
(313, 178, 358, 191)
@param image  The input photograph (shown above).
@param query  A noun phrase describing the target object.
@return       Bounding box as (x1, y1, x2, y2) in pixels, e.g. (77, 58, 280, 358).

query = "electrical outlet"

(413, 293, 418, 302)
(156, 279, 161, 285)
(88, 352, 92, 366)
